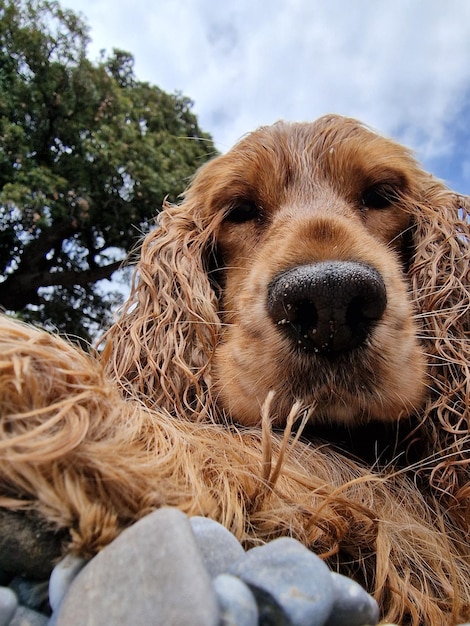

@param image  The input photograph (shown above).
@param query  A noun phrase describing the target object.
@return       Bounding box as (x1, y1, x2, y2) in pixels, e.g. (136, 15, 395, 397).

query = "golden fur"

(1, 115, 469, 624)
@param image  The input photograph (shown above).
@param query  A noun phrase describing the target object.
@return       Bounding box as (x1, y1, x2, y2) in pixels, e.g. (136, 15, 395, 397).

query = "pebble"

(190, 516, 245, 578)
(0, 587, 17, 626)
(213, 573, 259, 626)
(326, 572, 379, 626)
(9, 606, 48, 626)
(8, 578, 49, 615)
(229, 536, 335, 626)
(54, 507, 219, 626)
(1, 507, 449, 626)
(48, 554, 86, 613)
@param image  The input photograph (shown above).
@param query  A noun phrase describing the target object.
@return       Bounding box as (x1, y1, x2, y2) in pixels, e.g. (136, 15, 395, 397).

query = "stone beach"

(1, 507, 469, 626)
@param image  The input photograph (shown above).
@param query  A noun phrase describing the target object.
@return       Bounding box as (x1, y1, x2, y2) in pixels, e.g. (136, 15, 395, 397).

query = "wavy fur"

(1, 115, 469, 624)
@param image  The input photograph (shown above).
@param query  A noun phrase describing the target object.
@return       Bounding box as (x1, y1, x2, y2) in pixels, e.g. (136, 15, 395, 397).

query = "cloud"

(66, 0, 470, 192)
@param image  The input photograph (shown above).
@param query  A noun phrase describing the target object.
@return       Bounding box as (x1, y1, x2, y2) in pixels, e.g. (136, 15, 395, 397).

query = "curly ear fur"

(102, 199, 222, 418)
(408, 188, 470, 512)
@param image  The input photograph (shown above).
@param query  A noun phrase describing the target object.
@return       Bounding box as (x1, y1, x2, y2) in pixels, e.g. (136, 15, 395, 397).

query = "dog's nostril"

(267, 261, 387, 355)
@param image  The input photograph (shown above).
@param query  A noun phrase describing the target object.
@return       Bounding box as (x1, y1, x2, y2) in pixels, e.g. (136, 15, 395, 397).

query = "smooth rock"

(9, 605, 48, 626)
(0, 510, 66, 580)
(48, 554, 86, 612)
(8, 577, 49, 614)
(190, 517, 245, 578)
(0, 587, 18, 626)
(56, 507, 220, 626)
(213, 574, 259, 626)
(325, 572, 379, 626)
(229, 537, 334, 626)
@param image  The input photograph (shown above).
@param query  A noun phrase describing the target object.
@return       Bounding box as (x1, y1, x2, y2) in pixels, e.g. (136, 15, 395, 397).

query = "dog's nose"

(267, 261, 387, 355)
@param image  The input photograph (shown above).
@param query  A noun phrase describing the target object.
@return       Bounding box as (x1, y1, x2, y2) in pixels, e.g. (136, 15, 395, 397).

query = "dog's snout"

(267, 261, 387, 354)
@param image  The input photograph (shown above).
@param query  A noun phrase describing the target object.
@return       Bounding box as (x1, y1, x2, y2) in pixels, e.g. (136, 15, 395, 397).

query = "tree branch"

(19, 220, 78, 274)
(0, 259, 124, 311)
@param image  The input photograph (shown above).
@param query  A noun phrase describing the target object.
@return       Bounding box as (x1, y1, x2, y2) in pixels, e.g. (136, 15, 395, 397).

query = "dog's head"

(104, 115, 469, 454)
(201, 118, 428, 426)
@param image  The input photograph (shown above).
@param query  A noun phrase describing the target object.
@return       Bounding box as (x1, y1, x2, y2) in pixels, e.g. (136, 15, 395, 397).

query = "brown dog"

(1, 115, 469, 624)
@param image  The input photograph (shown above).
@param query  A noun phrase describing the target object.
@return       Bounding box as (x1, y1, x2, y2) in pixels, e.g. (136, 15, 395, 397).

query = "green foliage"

(0, 0, 216, 342)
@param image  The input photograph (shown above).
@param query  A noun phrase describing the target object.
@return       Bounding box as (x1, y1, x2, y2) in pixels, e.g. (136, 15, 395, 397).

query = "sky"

(63, 0, 470, 196)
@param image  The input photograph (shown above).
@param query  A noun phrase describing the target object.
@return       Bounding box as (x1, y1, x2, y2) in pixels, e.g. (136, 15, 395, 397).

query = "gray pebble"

(325, 572, 379, 626)
(229, 537, 334, 626)
(0, 587, 18, 626)
(8, 578, 49, 614)
(48, 554, 86, 613)
(9, 605, 48, 626)
(56, 507, 220, 626)
(213, 574, 259, 626)
(190, 517, 245, 578)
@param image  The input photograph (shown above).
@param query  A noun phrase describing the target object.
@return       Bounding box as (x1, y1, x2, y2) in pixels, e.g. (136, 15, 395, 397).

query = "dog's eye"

(224, 201, 261, 223)
(361, 185, 398, 210)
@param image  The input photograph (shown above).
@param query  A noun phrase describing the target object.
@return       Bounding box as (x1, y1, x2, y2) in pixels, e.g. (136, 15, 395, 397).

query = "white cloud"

(66, 0, 470, 192)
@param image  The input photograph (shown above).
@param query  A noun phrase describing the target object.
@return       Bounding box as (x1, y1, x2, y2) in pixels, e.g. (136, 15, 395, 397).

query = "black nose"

(267, 261, 387, 355)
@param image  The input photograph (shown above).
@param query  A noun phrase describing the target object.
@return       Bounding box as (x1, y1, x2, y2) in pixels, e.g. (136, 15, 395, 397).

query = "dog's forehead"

(238, 116, 378, 155)
(228, 115, 411, 177)
(188, 115, 420, 212)
(220, 116, 413, 192)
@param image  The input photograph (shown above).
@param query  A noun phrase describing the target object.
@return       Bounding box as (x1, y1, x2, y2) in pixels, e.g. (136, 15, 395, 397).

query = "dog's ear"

(101, 199, 221, 418)
(408, 185, 470, 501)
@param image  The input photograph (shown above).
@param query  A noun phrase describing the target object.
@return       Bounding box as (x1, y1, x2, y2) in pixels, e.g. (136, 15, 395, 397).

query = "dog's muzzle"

(267, 261, 387, 355)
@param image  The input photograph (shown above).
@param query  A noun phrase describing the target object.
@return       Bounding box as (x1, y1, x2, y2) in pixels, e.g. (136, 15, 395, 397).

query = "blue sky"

(64, 0, 470, 196)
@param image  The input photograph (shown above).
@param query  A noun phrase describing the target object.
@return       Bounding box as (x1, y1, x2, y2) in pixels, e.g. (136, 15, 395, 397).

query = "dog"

(1, 115, 469, 624)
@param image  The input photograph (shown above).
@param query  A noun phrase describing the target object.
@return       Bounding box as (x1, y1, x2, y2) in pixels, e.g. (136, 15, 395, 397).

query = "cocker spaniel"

(1, 115, 469, 625)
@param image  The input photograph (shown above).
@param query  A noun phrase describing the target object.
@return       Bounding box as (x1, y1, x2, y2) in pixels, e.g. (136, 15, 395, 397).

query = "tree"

(0, 0, 216, 342)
